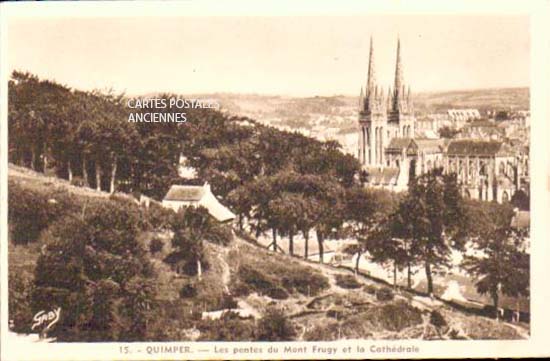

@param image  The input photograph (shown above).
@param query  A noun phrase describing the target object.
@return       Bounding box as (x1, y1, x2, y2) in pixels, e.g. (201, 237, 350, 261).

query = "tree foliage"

(462, 203, 529, 318)
(31, 199, 156, 341)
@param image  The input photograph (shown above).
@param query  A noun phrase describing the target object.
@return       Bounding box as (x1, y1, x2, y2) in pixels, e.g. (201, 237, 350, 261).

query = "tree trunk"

(43, 154, 48, 173)
(197, 260, 202, 280)
(493, 291, 499, 320)
(30, 148, 36, 170)
(407, 261, 412, 289)
(289, 232, 294, 256)
(68, 160, 73, 182)
(110, 156, 117, 194)
(238, 215, 243, 231)
(82, 154, 89, 186)
(95, 161, 101, 192)
(355, 251, 362, 275)
(316, 231, 324, 264)
(393, 260, 398, 289)
(272, 228, 277, 253)
(425, 261, 434, 296)
(304, 230, 309, 260)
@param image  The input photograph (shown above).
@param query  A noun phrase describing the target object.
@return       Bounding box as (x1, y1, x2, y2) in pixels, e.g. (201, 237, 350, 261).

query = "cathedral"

(358, 37, 417, 191)
(357, 37, 521, 203)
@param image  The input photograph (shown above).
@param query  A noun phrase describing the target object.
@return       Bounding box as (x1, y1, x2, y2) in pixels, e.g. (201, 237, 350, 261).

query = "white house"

(162, 182, 236, 223)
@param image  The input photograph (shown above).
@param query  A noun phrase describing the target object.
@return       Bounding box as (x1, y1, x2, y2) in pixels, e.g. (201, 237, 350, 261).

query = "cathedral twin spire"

(360, 36, 413, 116)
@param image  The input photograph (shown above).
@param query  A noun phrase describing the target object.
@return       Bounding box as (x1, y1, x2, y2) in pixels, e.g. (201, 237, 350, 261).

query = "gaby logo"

(31, 307, 61, 331)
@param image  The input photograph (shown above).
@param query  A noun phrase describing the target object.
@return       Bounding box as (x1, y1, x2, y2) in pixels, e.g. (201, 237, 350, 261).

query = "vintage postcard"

(1, 0, 549, 359)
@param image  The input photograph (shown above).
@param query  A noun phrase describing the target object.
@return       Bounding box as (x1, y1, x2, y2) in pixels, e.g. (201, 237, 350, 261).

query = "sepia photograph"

(1, 1, 549, 360)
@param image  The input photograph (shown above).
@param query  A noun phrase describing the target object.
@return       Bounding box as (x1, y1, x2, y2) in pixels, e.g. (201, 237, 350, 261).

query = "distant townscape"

(356, 38, 529, 205)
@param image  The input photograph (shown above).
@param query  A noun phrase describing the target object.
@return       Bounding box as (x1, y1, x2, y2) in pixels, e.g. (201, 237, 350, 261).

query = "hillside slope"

(7, 165, 529, 341)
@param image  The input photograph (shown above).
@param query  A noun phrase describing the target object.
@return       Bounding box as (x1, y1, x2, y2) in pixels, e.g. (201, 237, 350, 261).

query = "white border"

(1, 0, 549, 360)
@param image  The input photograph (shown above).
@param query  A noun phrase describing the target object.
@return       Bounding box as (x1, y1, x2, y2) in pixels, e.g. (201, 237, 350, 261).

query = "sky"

(7, 15, 529, 96)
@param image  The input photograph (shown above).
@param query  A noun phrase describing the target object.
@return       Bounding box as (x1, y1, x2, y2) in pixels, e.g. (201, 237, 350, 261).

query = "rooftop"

(365, 167, 399, 185)
(163, 185, 205, 202)
(447, 140, 511, 156)
(387, 137, 413, 150)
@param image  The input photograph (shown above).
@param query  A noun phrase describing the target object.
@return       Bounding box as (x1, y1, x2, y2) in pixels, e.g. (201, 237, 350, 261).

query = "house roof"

(163, 183, 236, 222)
(199, 191, 236, 222)
(164, 185, 205, 202)
(466, 120, 497, 128)
(447, 140, 510, 156)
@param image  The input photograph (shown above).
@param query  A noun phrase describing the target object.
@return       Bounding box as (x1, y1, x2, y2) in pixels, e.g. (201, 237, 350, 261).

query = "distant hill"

(412, 87, 529, 114)
(174, 88, 529, 134)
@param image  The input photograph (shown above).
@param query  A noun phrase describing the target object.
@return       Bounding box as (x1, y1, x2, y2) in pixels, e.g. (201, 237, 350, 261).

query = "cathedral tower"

(358, 37, 416, 168)
(387, 38, 415, 138)
(358, 37, 387, 167)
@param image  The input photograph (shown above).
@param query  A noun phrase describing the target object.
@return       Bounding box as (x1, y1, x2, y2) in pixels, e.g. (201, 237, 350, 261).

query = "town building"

(162, 182, 236, 222)
(356, 37, 523, 202)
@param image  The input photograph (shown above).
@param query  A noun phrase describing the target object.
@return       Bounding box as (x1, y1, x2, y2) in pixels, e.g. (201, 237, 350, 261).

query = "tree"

(366, 222, 410, 288)
(32, 198, 155, 341)
(227, 185, 255, 231)
(169, 206, 232, 278)
(462, 201, 528, 319)
(344, 186, 397, 274)
(438, 126, 460, 139)
(399, 169, 467, 295)
(255, 308, 296, 341)
(462, 226, 529, 319)
(511, 189, 530, 211)
(297, 196, 318, 260)
(313, 180, 345, 264)
(370, 200, 417, 289)
(268, 193, 304, 256)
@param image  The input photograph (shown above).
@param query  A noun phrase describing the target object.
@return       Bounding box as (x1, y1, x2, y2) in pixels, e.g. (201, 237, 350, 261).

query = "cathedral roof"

(386, 137, 444, 154)
(412, 138, 445, 153)
(387, 137, 414, 150)
(364, 167, 399, 185)
(447, 140, 511, 156)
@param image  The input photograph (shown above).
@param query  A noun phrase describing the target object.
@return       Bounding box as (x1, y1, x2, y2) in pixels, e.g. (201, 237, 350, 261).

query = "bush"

(31, 199, 156, 341)
(144, 202, 175, 231)
(149, 238, 164, 254)
(378, 301, 423, 331)
(236, 265, 289, 300)
(8, 181, 81, 244)
(376, 287, 394, 301)
(211, 293, 239, 310)
(266, 287, 289, 300)
(281, 269, 329, 296)
(198, 312, 256, 341)
(70, 176, 87, 187)
(237, 265, 275, 292)
(255, 308, 296, 341)
(363, 284, 377, 295)
(163, 251, 209, 276)
(430, 310, 448, 329)
(179, 284, 197, 299)
(8, 271, 34, 333)
(231, 281, 252, 297)
(335, 274, 362, 289)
